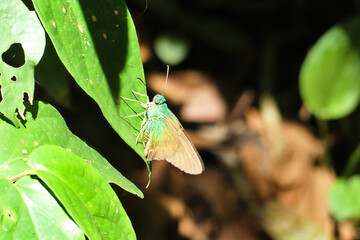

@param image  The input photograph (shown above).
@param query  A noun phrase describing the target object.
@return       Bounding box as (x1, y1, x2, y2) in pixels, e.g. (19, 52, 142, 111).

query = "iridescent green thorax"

(146, 94, 169, 119)
(142, 94, 175, 144)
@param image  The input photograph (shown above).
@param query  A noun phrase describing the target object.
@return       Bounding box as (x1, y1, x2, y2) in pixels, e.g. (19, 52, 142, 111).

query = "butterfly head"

(153, 94, 166, 105)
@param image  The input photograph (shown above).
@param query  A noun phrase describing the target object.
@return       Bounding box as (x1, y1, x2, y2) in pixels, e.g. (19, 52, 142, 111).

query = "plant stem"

(9, 169, 36, 183)
(317, 118, 332, 166)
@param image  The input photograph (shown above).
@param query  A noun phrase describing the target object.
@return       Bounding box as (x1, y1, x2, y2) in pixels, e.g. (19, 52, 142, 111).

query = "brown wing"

(144, 110, 204, 175)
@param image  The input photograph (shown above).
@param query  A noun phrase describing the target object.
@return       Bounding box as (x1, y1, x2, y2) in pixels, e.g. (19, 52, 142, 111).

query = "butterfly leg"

(131, 90, 148, 97)
(135, 129, 143, 144)
(121, 94, 148, 108)
(120, 95, 148, 109)
(120, 96, 144, 104)
(135, 117, 148, 143)
(121, 111, 146, 119)
(131, 90, 150, 103)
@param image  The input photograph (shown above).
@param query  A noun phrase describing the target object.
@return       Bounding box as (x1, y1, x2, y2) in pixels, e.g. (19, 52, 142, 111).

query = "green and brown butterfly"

(121, 67, 204, 175)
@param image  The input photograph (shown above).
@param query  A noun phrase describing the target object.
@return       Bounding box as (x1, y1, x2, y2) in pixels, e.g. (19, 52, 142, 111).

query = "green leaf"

(299, 17, 360, 120)
(28, 145, 136, 240)
(0, 176, 84, 240)
(32, 0, 148, 167)
(329, 176, 360, 221)
(154, 33, 190, 66)
(0, 101, 143, 198)
(0, 0, 45, 127)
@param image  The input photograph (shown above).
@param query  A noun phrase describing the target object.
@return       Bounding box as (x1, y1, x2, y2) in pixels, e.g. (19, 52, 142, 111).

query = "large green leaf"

(329, 176, 360, 221)
(0, 177, 84, 240)
(28, 145, 136, 240)
(32, 0, 148, 166)
(0, 0, 45, 127)
(299, 17, 360, 119)
(0, 101, 143, 198)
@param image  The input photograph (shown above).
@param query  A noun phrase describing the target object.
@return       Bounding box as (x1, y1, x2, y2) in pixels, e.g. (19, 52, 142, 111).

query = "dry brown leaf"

(178, 215, 210, 240)
(139, 42, 152, 63)
(157, 194, 186, 220)
(262, 202, 334, 240)
(338, 221, 356, 240)
(217, 216, 259, 240)
(239, 106, 336, 236)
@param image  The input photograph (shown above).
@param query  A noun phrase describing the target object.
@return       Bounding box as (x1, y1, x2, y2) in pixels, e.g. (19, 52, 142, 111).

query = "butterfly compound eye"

(154, 97, 160, 104)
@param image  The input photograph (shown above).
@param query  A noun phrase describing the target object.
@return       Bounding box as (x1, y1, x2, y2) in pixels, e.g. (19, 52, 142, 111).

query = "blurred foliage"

(298, 14, 360, 223)
(128, 0, 360, 236)
(298, 15, 360, 223)
(154, 33, 190, 66)
(300, 16, 360, 120)
(329, 175, 360, 221)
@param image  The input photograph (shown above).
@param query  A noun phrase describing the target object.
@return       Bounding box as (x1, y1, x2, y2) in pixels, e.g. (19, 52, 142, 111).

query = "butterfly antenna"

(133, 0, 148, 20)
(162, 65, 169, 95)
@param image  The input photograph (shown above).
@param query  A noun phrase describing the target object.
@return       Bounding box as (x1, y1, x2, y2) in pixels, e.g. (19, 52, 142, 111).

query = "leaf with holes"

(0, 177, 84, 240)
(0, 0, 45, 127)
(0, 101, 143, 198)
(32, 0, 149, 169)
(28, 145, 136, 240)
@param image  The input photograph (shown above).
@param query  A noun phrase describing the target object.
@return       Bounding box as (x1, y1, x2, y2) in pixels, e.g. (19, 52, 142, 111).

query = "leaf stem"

(317, 118, 332, 166)
(9, 169, 37, 183)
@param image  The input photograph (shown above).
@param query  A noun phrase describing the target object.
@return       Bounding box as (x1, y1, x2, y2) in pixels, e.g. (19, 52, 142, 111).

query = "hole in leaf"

(2, 43, 25, 68)
(23, 92, 29, 102)
(10, 76, 17, 82)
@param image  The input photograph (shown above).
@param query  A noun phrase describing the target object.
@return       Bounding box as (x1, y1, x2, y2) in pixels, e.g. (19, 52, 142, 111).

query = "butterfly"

(121, 67, 204, 175)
